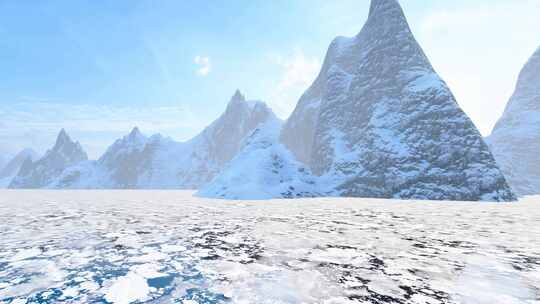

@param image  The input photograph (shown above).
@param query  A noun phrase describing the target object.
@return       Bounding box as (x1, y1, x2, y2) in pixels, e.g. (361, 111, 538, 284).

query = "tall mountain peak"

(231, 89, 246, 103)
(127, 127, 144, 141)
(51, 129, 86, 158)
(9, 130, 88, 189)
(55, 128, 72, 147)
(368, 0, 403, 18)
(362, 0, 415, 46)
(196, 92, 278, 166)
(130, 126, 141, 135)
(281, 0, 515, 201)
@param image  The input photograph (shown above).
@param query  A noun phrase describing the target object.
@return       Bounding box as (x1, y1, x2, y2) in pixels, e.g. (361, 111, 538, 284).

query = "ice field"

(0, 191, 538, 303)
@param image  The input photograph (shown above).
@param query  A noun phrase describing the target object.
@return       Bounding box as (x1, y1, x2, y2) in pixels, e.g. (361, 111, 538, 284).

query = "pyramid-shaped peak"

(369, 0, 403, 17)
(120, 126, 147, 145)
(231, 89, 246, 103)
(55, 129, 73, 146)
(129, 126, 142, 138)
(359, 0, 413, 42)
(59, 128, 68, 137)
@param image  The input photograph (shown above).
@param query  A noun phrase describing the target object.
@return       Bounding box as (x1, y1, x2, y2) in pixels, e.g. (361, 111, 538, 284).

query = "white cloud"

(268, 48, 321, 118)
(415, 1, 540, 135)
(194, 55, 211, 76)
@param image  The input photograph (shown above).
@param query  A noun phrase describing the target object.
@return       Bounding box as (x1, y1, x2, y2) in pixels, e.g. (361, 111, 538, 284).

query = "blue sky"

(1, 0, 539, 158)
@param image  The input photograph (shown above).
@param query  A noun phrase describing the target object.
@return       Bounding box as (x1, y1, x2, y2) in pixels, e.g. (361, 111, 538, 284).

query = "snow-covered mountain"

(206, 0, 515, 201)
(486, 46, 540, 196)
(285, 0, 516, 201)
(197, 119, 319, 200)
(95, 127, 153, 188)
(48, 127, 155, 189)
(9, 130, 88, 189)
(0, 148, 39, 187)
(169, 90, 278, 188)
(38, 90, 277, 189)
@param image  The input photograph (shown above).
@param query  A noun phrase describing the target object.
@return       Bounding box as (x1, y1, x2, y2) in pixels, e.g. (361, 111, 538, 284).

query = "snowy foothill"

(196, 119, 320, 200)
(0, 190, 539, 303)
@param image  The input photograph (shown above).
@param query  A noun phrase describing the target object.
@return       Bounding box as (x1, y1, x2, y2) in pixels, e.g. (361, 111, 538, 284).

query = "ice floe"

(0, 190, 538, 303)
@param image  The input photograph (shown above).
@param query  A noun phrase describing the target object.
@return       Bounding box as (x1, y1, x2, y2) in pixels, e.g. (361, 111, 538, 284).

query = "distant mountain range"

(2, 0, 537, 202)
(7, 90, 276, 190)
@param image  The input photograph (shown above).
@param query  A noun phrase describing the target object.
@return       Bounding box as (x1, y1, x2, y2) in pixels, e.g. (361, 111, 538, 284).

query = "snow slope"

(486, 46, 540, 196)
(197, 119, 319, 200)
(280, 0, 515, 201)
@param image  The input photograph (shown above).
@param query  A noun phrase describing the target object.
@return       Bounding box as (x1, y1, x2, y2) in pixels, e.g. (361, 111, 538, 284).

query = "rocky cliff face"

(9, 130, 88, 188)
(280, 0, 515, 201)
(486, 47, 540, 196)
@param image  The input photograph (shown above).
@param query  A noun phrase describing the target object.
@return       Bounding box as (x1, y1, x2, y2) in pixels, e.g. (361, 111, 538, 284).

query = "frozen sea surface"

(0, 191, 538, 304)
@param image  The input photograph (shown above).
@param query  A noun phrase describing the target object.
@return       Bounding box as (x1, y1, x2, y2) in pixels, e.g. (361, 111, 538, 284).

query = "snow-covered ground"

(0, 191, 538, 304)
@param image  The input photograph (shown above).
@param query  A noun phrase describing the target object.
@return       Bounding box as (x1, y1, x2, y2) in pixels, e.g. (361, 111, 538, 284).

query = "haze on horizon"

(0, 0, 539, 158)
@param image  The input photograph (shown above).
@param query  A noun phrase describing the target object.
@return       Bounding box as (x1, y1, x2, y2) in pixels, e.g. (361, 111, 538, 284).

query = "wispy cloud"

(194, 55, 211, 76)
(0, 102, 205, 158)
(268, 48, 321, 117)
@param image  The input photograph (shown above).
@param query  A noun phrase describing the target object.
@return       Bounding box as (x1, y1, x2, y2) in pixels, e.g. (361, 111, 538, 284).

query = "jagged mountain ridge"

(11, 91, 277, 189)
(169, 90, 279, 188)
(486, 46, 540, 196)
(9, 130, 88, 189)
